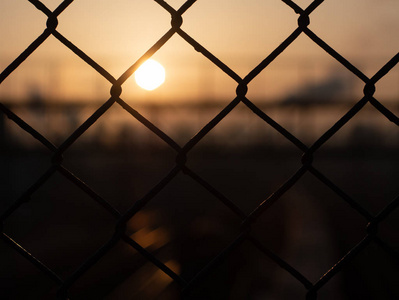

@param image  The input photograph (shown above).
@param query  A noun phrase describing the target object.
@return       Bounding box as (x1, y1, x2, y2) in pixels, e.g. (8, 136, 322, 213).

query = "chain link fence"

(1, 0, 398, 299)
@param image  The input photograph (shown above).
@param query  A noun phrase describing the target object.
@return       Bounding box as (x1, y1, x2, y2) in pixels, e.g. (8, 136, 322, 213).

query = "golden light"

(134, 59, 166, 91)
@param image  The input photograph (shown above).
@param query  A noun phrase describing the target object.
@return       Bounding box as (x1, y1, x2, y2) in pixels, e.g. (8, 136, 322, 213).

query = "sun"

(134, 59, 166, 91)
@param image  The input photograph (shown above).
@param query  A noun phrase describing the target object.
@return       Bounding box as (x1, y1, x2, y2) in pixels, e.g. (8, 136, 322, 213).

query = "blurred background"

(0, 0, 398, 299)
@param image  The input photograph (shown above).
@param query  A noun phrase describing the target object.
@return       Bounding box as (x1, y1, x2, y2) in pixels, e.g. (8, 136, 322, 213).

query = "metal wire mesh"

(1, 0, 398, 299)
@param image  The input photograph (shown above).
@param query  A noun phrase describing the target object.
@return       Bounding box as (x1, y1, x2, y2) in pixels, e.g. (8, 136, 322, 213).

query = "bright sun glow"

(134, 59, 165, 91)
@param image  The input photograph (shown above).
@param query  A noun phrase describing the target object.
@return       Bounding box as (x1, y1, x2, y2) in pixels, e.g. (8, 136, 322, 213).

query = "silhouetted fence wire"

(1, 0, 398, 299)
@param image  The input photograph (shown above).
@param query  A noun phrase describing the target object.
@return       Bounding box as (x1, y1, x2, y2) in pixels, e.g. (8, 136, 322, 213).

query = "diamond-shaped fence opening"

(1, 0, 398, 299)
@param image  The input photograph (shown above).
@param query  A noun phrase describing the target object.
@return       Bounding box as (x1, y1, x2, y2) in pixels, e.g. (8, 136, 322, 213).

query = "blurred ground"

(1, 143, 398, 299)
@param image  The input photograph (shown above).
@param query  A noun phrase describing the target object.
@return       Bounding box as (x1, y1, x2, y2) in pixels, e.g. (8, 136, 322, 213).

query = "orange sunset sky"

(0, 0, 398, 103)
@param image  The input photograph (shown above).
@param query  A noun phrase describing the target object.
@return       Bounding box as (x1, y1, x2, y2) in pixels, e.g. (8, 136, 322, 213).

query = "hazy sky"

(1, 0, 398, 103)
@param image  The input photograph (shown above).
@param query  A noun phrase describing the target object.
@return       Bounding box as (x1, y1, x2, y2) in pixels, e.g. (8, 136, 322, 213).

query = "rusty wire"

(1, 0, 398, 299)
